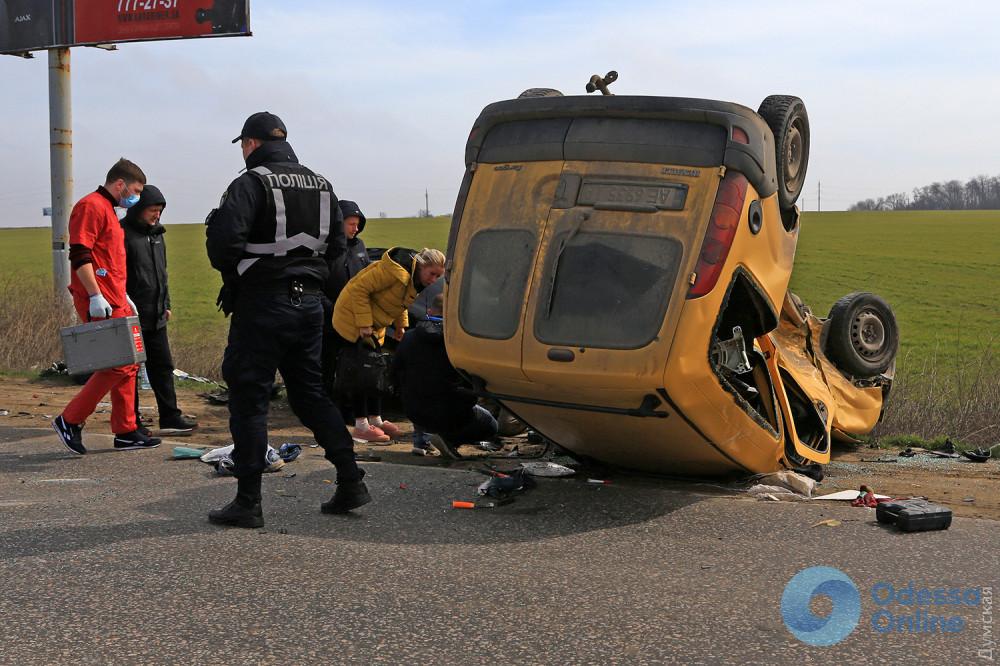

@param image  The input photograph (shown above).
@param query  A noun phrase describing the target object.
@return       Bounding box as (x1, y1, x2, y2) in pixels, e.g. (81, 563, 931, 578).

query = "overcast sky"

(2, 0, 999, 227)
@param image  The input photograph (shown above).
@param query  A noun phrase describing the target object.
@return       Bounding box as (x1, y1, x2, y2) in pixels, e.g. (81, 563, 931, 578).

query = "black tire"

(757, 95, 810, 209)
(518, 88, 564, 98)
(823, 292, 899, 377)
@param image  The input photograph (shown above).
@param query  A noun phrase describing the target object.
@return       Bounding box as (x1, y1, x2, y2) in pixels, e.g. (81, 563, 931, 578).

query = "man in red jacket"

(52, 158, 162, 454)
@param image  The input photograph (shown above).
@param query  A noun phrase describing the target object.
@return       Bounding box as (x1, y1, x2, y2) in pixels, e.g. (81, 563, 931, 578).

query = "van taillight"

(687, 171, 748, 299)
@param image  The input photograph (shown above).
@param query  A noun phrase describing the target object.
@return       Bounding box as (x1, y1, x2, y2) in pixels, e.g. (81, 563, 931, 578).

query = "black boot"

(208, 474, 264, 528)
(321, 469, 371, 514)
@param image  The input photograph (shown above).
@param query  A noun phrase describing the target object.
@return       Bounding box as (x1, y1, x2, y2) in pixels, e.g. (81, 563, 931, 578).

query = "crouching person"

(391, 294, 498, 457)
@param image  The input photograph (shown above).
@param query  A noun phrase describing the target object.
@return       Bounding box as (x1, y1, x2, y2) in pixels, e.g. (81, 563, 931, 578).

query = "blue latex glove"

(88, 293, 113, 319)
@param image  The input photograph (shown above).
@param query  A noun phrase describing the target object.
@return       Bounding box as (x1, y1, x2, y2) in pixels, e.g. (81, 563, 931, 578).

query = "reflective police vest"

(236, 163, 336, 277)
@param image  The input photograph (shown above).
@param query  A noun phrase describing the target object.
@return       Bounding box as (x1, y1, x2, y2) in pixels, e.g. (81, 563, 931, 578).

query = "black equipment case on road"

(876, 498, 953, 532)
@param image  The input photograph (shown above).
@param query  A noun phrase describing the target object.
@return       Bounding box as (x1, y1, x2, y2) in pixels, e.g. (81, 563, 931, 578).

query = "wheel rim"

(784, 120, 805, 190)
(850, 309, 888, 361)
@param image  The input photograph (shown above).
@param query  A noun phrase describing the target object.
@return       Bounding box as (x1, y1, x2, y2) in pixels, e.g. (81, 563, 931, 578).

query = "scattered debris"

(171, 446, 210, 460)
(851, 485, 880, 507)
(505, 446, 520, 458)
(0, 410, 8, 416)
(755, 471, 816, 497)
(283, 472, 296, 479)
(453, 498, 513, 509)
(278, 443, 302, 462)
(355, 452, 382, 462)
(861, 458, 897, 463)
(323, 479, 332, 484)
(172, 369, 216, 384)
(961, 443, 999, 463)
(962, 497, 975, 503)
(587, 478, 612, 485)
(39, 361, 70, 377)
(811, 519, 842, 528)
(216, 457, 235, 476)
(200, 444, 234, 463)
(933, 438, 957, 454)
(199, 389, 229, 405)
(925, 450, 961, 459)
(520, 461, 575, 477)
(478, 469, 535, 499)
(747, 485, 808, 501)
(199, 443, 288, 474)
(813, 489, 891, 501)
(399, 483, 408, 490)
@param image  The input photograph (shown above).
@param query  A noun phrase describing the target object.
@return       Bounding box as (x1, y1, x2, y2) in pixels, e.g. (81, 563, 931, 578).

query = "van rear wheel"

(823, 292, 899, 377)
(758, 95, 810, 209)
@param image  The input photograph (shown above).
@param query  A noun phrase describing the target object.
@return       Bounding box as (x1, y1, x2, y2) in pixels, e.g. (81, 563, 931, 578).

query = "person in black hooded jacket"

(122, 185, 197, 435)
(321, 200, 371, 401)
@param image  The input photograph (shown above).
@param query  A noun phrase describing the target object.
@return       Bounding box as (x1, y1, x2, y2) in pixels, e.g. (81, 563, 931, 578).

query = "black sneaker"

(208, 500, 264, 528)
(159, 414, 197, 435)
(52, 415, 86, 455)
(114, 429, 162, 450)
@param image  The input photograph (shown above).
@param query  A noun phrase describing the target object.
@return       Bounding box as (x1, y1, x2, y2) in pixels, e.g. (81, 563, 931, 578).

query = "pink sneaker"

(378, 420, 403, 439)
(353, 426, 390, 443)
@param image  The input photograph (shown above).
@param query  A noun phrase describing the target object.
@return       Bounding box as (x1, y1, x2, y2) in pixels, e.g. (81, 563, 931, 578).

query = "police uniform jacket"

(206, 140, 345, 291)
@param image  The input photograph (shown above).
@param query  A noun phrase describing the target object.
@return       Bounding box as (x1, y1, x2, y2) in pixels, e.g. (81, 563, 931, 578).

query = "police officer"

(205, 112, 370, 528)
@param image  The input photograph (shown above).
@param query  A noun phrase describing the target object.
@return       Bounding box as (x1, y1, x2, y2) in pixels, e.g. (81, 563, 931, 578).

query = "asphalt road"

(1, 426, 997, 665)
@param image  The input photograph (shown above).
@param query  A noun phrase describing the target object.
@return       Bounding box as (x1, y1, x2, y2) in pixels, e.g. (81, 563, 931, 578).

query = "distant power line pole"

(425, 188, 430, 217)
(818, 181, 821, 212)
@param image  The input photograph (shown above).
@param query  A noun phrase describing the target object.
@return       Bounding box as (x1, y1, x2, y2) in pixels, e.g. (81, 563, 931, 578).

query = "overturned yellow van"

(444, 91, 898, 476)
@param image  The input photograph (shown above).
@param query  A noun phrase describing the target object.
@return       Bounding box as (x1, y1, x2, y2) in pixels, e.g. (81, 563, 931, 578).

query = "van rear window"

(478, 117, 726, 166)
(534, 232, 682, 349)
(459, 229, 537, 340)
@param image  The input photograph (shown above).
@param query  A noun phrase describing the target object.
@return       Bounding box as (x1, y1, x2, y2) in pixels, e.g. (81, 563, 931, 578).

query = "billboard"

(0, 0, 249, 55)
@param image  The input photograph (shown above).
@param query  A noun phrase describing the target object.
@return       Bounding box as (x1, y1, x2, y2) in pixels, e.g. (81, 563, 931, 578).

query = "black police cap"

(232, 112, 287, 143)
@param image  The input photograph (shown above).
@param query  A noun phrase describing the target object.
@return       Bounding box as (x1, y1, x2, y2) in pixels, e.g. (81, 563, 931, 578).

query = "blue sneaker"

(52, 415, 85, 455)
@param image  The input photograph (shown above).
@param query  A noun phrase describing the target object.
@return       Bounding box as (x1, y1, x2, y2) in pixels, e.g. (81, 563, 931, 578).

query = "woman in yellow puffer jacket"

(332, 247, 445, 442)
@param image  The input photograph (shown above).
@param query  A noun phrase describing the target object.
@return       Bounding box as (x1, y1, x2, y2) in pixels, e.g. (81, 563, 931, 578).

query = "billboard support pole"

(48, 47, 73, 302)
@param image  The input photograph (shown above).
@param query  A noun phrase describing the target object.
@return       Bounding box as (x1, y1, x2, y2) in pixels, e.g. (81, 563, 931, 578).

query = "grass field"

(2, 210, 998, 377)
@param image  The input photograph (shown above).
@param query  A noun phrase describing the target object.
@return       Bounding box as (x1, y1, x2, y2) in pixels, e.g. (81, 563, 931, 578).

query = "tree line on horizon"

(849, 174, 1000, 211)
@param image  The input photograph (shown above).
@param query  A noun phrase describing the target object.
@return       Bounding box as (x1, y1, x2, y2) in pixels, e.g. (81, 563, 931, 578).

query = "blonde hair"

(414, 248, 446, 268)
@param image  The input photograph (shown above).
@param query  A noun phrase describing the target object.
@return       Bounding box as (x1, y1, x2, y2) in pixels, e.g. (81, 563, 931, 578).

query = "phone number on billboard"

(117, 0, 180, 11)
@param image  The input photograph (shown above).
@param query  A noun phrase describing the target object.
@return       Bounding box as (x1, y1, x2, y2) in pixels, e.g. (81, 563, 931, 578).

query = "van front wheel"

(758, 95, 810, 210)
